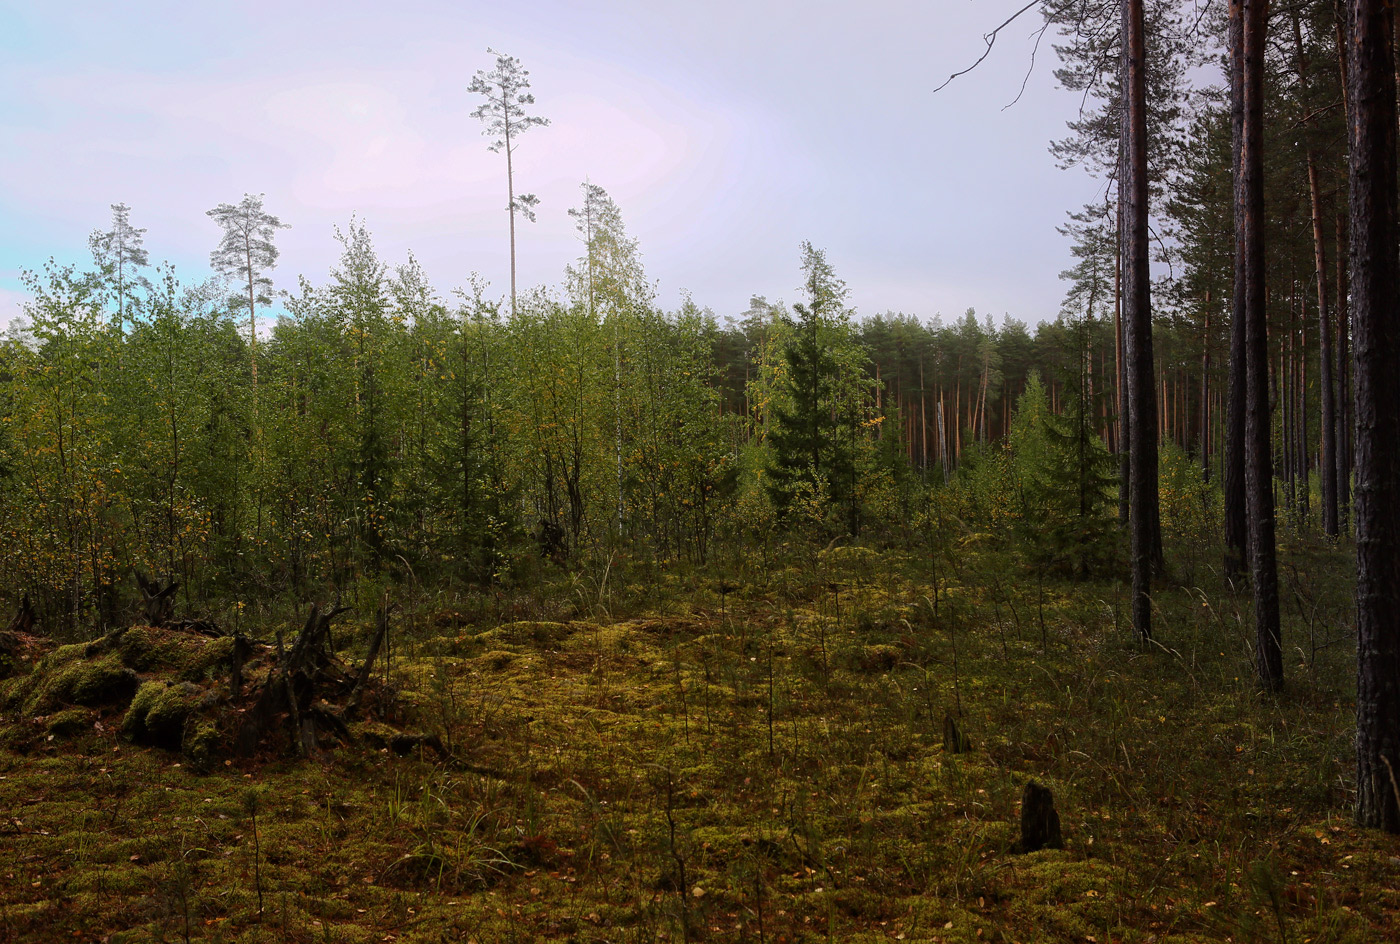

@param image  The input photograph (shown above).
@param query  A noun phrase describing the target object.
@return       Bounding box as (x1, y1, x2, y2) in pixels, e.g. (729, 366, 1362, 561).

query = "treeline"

(5, 175, 1183, 631)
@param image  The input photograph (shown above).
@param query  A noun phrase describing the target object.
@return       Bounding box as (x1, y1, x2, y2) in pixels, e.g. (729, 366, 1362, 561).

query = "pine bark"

(1224, 3, 1251, 579)
(1234, 0, 1283, 690)
(1123, 0, 1163, 640)
(1345, 0, 1400, 832)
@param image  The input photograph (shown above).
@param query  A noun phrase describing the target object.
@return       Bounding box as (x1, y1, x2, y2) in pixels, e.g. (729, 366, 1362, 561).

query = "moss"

(479, 620, 575, 648)
(45, 708, 92, 738)
(182, 717, 221, 772)
(42, 642, 88, 668)
(112, 625, 237, 681)
(478, 649, 517, 671)
(180, 633, 236, 681)
(120, 680, 200, 750)
(355, 720, 409, 751)
(21, 653, 140, 715)
(847, 643, 901, 673)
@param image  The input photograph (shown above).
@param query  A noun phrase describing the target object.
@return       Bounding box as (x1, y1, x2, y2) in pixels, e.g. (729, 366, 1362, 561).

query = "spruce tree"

(765, 243, 869, 535)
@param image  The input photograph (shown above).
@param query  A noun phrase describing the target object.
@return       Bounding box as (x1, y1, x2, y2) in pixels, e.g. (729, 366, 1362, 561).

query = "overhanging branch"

(934, 1, 1042, 93)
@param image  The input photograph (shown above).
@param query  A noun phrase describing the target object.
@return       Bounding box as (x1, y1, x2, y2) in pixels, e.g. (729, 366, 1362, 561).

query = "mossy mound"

(476, 620, 578, 648)
(1, 625, 235, 719)
(44, 708, 92, 737)
(120, 680, 202, 748)
(6, 652, 141, 716)
(0, 614, 410, 769)
(107, 625, 236, 680)
(847, 643, 902, 673)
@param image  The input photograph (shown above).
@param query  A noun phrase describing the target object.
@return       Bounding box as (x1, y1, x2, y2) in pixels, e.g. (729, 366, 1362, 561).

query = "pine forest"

(3, 2, 1400, 941)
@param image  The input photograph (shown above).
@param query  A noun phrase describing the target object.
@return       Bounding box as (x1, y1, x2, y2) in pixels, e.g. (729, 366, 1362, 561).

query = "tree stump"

(943, 713, 971, 754)
(1018, 780, 1063, 852)
(135, 574, 180, 627)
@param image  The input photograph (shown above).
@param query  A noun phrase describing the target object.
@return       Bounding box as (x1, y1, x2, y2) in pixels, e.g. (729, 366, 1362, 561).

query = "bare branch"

(933, 1, 1042, 93)
(1005, 20, 1052, 109)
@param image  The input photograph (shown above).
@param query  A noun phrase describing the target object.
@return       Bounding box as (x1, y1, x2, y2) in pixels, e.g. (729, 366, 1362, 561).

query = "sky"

(0, 0, 1114, 331)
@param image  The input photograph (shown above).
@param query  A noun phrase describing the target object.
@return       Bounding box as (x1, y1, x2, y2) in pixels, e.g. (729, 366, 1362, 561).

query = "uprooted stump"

(236, 602, 357, 757)
(135, 574, 180, 628)
(0, 601, 413, 770)
(1017, 780, 1064, 853)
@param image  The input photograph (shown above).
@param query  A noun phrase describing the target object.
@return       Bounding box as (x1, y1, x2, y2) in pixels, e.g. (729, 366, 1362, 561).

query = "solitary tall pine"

(89, 202, 150, 337)
(469, 49, 549, 316)
(206, 194, 289, 394)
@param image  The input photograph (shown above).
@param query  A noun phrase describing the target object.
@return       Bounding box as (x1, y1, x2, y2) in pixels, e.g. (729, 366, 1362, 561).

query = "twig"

(934, 1, 1041, 93)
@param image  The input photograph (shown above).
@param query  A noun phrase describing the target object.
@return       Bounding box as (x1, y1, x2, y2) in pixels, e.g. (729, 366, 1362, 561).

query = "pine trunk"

(1346, 0, 1400, 832)
(1235, 0, 1283, 690)
(1225, 3, 1251, 579)
(1123, 0, 1162, 640)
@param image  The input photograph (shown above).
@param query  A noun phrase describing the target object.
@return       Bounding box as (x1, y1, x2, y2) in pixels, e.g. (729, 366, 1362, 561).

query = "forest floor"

(1, 541, 1396, 943)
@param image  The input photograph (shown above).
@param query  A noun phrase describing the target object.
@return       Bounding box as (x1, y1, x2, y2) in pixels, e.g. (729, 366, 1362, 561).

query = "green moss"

(45, 708, 91, 738)
(478, 649, 517, 671)
(847, 643, 901, 673)
(43, 642, 88, 667)
(120, 680, 200, 749)
(113, 625, 237, 681)
(21, 653, 140, 714)
(182, 717, 221, 772)
(479, 620, 575, 648)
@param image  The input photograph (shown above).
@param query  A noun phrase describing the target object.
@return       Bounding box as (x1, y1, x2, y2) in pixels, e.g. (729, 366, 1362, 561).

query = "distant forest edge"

(0, 2, 1364, 636)
(3, 197, 1146, 622)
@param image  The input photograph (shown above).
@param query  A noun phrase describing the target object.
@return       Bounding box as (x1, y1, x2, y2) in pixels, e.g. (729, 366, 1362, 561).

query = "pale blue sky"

(1, 0, 1107, 328)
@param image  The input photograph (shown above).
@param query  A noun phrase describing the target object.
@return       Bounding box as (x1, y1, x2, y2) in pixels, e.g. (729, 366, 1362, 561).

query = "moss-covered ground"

(1, 542, 1396, 942)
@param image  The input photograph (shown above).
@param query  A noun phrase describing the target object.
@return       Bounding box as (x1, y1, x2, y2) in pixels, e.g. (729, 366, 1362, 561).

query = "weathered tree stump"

(1018, 780, 1063, 852)
(4, 594, 35, 636)
(236, 603, 350, 757)
(135, 574, 180, 627)
(943, 713, 971, 754)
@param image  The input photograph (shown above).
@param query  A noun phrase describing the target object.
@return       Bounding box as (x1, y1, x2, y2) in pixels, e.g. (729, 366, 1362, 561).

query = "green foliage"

(763, 243, 877, 536)
(1011, 364, 1118, 578)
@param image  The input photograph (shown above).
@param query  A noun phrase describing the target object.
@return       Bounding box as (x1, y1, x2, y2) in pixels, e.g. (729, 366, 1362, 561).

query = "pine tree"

(88, 203, 151, 336)
(468, 49, 549, 317)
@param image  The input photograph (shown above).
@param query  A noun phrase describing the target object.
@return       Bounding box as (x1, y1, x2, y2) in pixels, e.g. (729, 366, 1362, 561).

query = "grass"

(0, 538, 1395, 943)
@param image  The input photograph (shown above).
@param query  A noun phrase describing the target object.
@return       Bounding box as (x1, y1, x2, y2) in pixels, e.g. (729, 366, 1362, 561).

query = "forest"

(1, 1, 1399, 942)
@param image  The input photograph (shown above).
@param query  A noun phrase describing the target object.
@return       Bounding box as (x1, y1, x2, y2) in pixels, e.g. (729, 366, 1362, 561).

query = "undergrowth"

(0, 539, 1394, 943)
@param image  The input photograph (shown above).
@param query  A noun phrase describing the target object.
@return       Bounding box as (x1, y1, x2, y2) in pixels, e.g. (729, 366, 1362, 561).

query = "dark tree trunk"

(1337, 209, 1353, 530)
(1345, 0, 1400, 833)
(1311, 155, 1340, 537)
(1202, 309, 1212, 483)
(1293, 312, 1304, 526)
(1116, 226, 1130, 526)
(1123, 0, 1163, 640)
(1234, 0, 1283, 690)
(1225, 3, 1251, 580)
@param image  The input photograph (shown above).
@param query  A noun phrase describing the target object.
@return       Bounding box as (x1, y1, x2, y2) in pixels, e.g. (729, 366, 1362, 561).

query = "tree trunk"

(1116, 201, 1130, 526)
(1346, 0, 1400, 833)
(505, 112, 518, 317)
(1123, 0, 1163, 640)
(1202, 308, 1213, 482)
(1236, 0, 1283, 691)
(1292, 4, 1337, 534)
(1337, 208, 1353, 530)
(1225, 3, 1251, 580)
